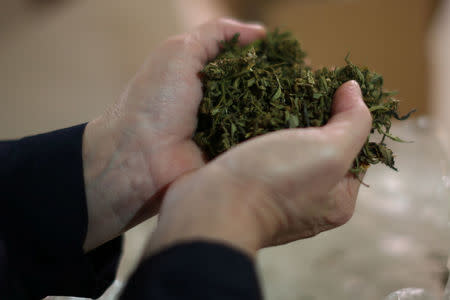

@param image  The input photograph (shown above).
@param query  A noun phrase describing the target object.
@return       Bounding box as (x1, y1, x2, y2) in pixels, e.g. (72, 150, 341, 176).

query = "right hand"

(148, 80, 372, 256)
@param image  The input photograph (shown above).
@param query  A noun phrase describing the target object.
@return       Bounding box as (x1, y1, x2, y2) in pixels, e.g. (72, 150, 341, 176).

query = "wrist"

(82, 115, 155, 251)
(145, 164, 275, 258)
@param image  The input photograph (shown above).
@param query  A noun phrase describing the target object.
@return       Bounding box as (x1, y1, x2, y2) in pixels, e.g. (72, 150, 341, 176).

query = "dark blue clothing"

(0, 125, 261, 299)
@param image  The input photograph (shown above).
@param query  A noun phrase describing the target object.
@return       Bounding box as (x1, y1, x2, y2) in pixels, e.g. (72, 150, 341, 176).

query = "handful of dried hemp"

(193, 30, 414, 174)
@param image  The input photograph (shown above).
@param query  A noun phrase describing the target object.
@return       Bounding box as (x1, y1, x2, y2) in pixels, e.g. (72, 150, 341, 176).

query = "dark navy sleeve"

(0, 124, 122, 300)
(120, 242, 262, 300)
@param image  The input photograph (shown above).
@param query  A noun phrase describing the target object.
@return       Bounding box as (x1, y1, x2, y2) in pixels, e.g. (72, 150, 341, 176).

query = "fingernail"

(348, 80, 363, 98)
(245, 21, 266, 30)
(220, 18, 265, 31)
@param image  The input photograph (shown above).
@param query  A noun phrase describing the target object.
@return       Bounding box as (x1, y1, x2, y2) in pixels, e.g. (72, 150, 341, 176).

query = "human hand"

(81, 19, 266, 251)
(147, 80, 372, 256)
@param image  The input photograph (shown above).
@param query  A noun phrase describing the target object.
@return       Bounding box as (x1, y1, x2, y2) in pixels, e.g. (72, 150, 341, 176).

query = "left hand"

(81, 19, 266, 251)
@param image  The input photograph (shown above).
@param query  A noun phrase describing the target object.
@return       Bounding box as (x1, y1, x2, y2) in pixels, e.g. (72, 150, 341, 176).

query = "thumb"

(322, 80, 372, 166)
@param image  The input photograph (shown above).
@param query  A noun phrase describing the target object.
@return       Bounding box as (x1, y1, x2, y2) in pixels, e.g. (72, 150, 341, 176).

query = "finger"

(187, 18, 266, 64)
(322, 80, 372, 168)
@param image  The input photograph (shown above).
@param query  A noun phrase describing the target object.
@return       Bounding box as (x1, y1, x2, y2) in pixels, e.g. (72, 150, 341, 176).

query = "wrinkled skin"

(148, 80, 372, 256)
(82, 19, 266, 251)
(82, 19, 372, 257)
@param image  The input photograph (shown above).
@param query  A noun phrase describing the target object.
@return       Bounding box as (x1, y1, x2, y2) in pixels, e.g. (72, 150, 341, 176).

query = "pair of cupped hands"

(82, 19, 372, 258)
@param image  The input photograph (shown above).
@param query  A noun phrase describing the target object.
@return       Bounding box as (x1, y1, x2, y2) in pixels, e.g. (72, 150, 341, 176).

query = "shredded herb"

(194, 30, 414, 174)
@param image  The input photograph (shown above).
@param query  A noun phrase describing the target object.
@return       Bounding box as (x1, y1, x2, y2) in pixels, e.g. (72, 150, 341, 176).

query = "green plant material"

(193, 30, 415, 174)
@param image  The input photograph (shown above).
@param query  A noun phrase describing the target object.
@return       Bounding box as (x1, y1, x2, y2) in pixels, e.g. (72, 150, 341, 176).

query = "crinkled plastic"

(385, 288, 435, 300)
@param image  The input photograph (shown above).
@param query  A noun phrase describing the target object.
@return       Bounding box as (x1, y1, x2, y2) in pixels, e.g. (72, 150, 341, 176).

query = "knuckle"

(209, 17, 232, 27)
(194, 18, 224, 36)
(164, 34, 191, 50)
(201, 18, 238, 35)
(165, 33, 205, 59)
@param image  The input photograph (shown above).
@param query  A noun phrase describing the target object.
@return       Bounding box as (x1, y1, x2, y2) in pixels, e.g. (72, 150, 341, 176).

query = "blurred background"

(1, 0, 448, 299)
